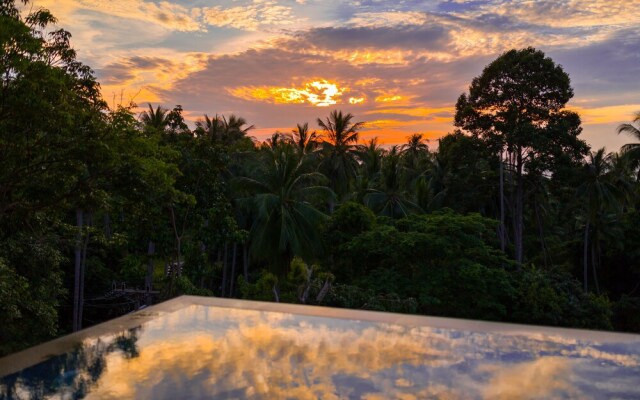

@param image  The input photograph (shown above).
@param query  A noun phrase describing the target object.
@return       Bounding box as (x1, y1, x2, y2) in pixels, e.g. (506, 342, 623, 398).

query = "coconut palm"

(222, 114, 255, 143)
(353, 138, 385, 203)
(263, 132, 285, 149)
(364, 146, 422, 218)
(576, 148, 623, 293)
(290, 122, 320, 155)
(400, 133, 430, 191)
(401, 133, 429, 166)
(139, 103, 169, 133)
(234, 144, 334, 274)
(356, 138, 385, 182)
(617, 111, 640, 177)
(194, 114, 223, 142)
(317, 110, 364, 209)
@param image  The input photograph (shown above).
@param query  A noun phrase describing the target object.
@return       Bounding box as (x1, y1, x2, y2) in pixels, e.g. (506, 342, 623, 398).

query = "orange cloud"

(367, 106, 454, 119)
(203, 1, 297, 31)
(34, 0, 204, 32)
(229, 80, 346, 107)
(568, 104, 640, 125)
(98, 53, 209, 106)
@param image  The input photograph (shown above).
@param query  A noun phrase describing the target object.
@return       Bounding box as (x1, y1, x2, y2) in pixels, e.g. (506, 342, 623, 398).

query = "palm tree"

(576, 149, 624, 293)
(234, 144, 334, 274)
(290, 122, 320, 155)
(356, 138, 385, 181)
(354, 137, 385, 203)
(617, 111, 640, 177)
(317, 110, 364, 210)
(420, 152, 447, 211)
(139, 103, 169, 133)
(263, 132, 285, 149)
(195, 114, 223, 142)
(222, 114, 255, 144)
(364, 146, 422, 218)
(401, 134, 429, 166)
(400, 133, 430, 193)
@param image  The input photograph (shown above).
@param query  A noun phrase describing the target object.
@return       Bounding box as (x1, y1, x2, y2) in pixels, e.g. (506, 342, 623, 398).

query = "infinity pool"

(1, 296, 640, 399)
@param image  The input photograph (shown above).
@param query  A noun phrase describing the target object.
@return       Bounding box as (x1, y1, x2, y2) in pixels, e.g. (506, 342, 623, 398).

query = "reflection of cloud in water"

(482, 357, 577, 399)
(4, 304, 640, 399)
(88, 322, 458, 399)
(80, 306, 640, 399)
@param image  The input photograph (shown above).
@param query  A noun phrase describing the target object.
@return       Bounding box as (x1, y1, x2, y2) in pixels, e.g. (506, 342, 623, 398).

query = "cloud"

(569, 104, 640, 125)
(474, 0, 640, 29)
(96, 53, 209, 105)
(229, 80, 346, 107)
(35, 0, 204, 32)
(347, 11, 429, 27)
(203, 0, 297, 31)
(33, 0, 640, 149)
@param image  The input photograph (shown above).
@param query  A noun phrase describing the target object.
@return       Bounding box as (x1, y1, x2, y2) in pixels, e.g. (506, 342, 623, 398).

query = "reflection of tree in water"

(0, 328, 141, 400)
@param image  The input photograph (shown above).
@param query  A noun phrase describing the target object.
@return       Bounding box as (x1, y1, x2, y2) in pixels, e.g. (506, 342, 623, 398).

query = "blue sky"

(32, 0, 640, 149)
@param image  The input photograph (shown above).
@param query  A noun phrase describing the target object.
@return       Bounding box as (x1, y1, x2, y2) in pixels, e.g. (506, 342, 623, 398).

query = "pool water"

(1, 296, 640, 399)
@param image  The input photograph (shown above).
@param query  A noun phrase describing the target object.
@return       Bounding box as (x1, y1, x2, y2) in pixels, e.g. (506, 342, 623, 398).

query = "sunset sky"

(30, 0, 640, 150)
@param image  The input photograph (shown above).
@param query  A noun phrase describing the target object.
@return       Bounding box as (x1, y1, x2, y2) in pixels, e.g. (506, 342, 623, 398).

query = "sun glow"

(349, 97, 365, 104)
(229, 80, 345, 106)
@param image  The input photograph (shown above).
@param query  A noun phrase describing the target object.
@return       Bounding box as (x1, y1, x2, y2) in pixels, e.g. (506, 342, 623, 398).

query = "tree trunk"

(73, 209, 83, 332)
(175, 237, 182, 277)
(534, 203, 548, 268)
(591, 238, 600, 295)
(146, 240, 155, 305)
(169, 206, 183, 278)
(103, 213, 111, 240)
(229, 243, 238, 297)
(221, 241, 228, 297)
(316, 279, 331, 303)
(243, 241, 249, 281)
(514, 149, 524, 264)
(499, 151, 506, 252)
(583, 220, 590, 293)
(78, 213, 91, 330)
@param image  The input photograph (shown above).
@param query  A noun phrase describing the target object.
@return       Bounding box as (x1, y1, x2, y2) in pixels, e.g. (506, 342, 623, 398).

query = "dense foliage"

(1, 1, 639, 356)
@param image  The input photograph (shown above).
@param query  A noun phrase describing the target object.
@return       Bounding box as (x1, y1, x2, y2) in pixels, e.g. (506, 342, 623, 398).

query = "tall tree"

(222, 114, 255, 144)
(617, 111, 640, 176)
(455, 47, 588, 263)
(0, 0, 111, 348)
(139, 104, 170, 133)
(194, 114, 223, 142)
(576, 149, 623, 293)
(234, 144, 333, 274)
(290, 122, 320, 155)
(364, 146, 423, 218)
(317, 110, 364, 209)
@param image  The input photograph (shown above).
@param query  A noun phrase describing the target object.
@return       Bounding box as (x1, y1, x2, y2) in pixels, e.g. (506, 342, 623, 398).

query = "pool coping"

(1, 295, 639, 377)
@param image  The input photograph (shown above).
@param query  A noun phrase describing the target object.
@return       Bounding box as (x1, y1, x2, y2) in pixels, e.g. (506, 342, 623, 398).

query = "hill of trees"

(2, 0, 639, 356)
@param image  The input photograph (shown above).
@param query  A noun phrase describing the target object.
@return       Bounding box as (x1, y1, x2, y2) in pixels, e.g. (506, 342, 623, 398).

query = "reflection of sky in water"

(2, 304, 640, 399)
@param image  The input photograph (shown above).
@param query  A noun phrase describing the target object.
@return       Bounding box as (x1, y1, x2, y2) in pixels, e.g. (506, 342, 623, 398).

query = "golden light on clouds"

(376, 95, 404, 103)
(368, 106, 454, 119)
(32, 0, 639, 149)
(229, 80, 345, 107)
(568, 104, 640, 125)
(334, 49, 411, 65)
